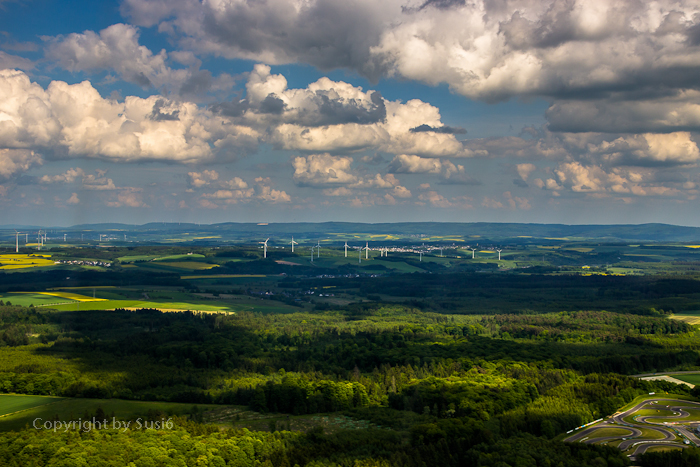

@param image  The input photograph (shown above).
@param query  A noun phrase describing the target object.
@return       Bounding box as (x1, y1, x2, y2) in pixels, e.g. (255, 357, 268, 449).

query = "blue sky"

(1, 0, 700, 226)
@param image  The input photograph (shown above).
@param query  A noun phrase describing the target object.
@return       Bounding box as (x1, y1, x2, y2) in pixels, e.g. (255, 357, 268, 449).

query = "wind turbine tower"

(471, 248, 477, 259)
(419, 251, 422, 262)
(497, 249, 502, 260)
(260, 238, 269, 258)
(316, 240, 321, 258)
(344, 241, 348, 258)
(364, 242, 369, 260)
(290, 236, 298, 253)
(14, 230, 19, 253)
(310, 246, 315, 262)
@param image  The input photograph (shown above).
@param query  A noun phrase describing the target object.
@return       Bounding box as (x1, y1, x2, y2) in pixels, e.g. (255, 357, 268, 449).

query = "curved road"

(629, 442, 689, 459)
(565, 398, 700, 459)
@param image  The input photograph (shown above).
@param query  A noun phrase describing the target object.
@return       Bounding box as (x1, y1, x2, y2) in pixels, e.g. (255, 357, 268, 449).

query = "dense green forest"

(1, 300, 699, 465)
(1, 242, 700, 466)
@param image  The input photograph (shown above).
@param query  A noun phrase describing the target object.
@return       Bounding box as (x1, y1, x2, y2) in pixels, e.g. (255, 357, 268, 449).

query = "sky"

(1, 0, 700, 226)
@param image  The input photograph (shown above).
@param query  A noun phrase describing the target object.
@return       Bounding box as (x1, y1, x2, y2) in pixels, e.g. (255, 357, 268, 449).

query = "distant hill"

(3, 222, 699, 242)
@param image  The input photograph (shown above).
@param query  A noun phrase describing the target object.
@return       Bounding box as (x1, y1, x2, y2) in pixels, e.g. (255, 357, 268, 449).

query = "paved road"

(565, 398, 700, 458)
(566, 425, 640, 443)
(629, 441, 689, 461)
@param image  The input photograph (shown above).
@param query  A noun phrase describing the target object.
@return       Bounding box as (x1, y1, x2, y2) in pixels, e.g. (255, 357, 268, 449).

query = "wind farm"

(1, 221, 700, 467)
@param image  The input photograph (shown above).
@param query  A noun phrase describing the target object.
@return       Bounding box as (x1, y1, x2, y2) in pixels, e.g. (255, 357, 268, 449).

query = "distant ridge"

(2, 222, 699, 242)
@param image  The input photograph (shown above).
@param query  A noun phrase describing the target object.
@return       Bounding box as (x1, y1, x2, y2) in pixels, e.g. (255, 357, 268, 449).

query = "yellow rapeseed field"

(13, 291, 107, 302)
(0, 254, 55, 270)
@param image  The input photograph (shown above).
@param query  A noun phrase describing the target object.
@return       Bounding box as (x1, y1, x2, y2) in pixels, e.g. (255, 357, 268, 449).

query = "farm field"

(0, 254, 55, 270)
(45, 296, 302, 314)
(48, 299, 234, 313)
(673, 374, 700, 386)
(670, 312, 700, 325)
(0, 397, 225, 432)
(13, 291, 106, 302)
(0, 292, 77, 307)
(0, 395, 64, 418)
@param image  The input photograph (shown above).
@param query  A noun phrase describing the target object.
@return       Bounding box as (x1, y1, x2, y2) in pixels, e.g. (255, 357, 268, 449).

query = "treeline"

(1, 304, 695, 466)
(640, 446, 700, 467)
(280, 272, 700, 315)
(0, 419, 632, 467)
(0, 269, 186, 292)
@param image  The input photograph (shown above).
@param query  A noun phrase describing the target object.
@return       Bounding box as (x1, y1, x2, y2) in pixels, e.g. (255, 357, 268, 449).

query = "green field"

(0, 293, 77, 307)
(48, 297, 301, 314)
(0, 395, 64, 418)
(587, 427, 636, 438)
(674, 374, 700, 385)
(49, 299, 233, 312)
(0, 397, 224, 432)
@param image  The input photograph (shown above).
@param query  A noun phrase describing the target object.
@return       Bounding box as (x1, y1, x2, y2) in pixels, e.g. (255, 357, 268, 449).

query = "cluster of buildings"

(55, 260, 112, 267)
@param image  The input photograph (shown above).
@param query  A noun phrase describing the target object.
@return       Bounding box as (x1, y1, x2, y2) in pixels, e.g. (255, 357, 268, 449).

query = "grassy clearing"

(0, 395, 64, 417)
(0, 293, 75, 307)
(157, 262, 218, 270)
(153, 254, 206, 262)
(49, 299, 233, 313)
(588, 427, 637, 438)
(673, 374, 700, 385)
(0, 398, 224, 432)
(670, 312, 700, 325)
(636, 427, 669, 440)
(117, 255, 159, 262)
(47, 297, 300, 314)
(200, 404, 376, 434)
(181, 274, 267, 279)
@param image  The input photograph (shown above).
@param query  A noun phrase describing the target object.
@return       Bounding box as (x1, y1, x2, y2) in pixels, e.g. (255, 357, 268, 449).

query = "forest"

(0, 242, 699, 466)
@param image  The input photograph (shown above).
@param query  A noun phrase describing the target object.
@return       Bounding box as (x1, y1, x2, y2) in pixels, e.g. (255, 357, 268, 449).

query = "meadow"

(0, 396, 217, 431)
(0, 394, 64, 417)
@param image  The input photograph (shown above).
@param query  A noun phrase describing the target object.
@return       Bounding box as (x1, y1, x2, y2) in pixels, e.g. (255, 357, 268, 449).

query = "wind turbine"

(290, 236, 298, 253)
(310, 245, 316, 262)
(364, 242, 370, 260)
(316, 240, 321, 258)
(14, 230, 20, 253)
(497, 249, 502, 260)
(344, 241, 348, 258)
(471, 248, 477, 259)
(419, 251, 423, 262)
(259, 238, 269, 258)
